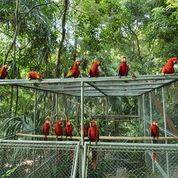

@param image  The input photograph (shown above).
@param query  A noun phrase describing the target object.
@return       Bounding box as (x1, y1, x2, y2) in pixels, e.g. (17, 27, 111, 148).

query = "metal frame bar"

(162, 87, 168, 140)
(15, 84, 75, 96)
(82, 142, 87, 178)
(81, 81, 84, 145)
(0, 75, 178, 84)
(162, 87, 170, 178)
(149, 92, 153, 123)
(80, 81, 85, 178)
(33, 90, 37, 134)
(0, 76, 176, 97)
(149, 92, 155, 172)
(0, 139, 78, 146)
(85, 142, 178, 150)
(72, 142, 80, 178)
(86, 82, 107, 96)
(9, 85, 14, 116)
(142, 94, 146, 137)
(56, 93, 58, 118)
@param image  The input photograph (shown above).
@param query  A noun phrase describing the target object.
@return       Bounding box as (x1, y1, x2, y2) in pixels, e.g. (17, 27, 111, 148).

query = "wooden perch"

(16, 133, 178, 141)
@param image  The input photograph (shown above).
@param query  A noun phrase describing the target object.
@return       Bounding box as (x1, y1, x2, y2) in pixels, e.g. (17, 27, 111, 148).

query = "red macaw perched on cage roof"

(88, 59, 102, 77)
(118, 56, 129, 77)
(0, 65, 9, 79)
(161, 57, 178, 75)
(27, 71, 43, 80)
(42, 116, 51, 141)
(54, 120, 63, 139)
(88, 120, 100, 170)
(65, 60, 82, 78)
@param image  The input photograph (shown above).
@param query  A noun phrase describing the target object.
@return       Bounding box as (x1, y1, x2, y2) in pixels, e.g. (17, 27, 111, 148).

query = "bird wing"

(0, 68, 2, 77)
(66, 70, 73, 77)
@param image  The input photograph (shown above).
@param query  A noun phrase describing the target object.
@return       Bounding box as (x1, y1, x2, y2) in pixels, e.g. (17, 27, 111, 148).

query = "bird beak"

(98, 66, 102, 72)
(7, 66, 11, 71)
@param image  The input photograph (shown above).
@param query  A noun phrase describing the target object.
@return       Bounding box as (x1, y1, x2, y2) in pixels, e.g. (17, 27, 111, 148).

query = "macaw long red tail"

(92, 149, 97, 170)
(152, 151, 157, 161)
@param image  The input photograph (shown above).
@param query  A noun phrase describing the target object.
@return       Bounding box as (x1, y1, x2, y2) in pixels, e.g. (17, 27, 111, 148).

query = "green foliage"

(0, 0, 178, 139)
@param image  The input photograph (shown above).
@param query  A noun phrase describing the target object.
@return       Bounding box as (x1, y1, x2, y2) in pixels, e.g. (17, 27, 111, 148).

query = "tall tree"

(56, 0, 69, 77)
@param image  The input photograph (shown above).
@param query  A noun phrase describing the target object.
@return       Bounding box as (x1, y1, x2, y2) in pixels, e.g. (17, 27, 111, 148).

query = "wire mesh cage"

(142, 82, 178, 141)
(84, 143, 178, 178)
(0, 140, 79, 178)
(1, 76, 178, 178)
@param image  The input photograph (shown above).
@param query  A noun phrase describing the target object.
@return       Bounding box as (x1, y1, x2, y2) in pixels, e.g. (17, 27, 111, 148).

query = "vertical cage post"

(33, 90, 38, 178)
(149, 92, 153, 123)
(9, 86, 14, 117)
(149, 92, 155, 172)
(138, 96, 141, 118)
(15, 86, 19, 116)
(162, 87, 169, 178)
(81, 81, 84, 145)
(82, 142, 87, 178)
(162, 87, 168, 140)
(34, 90, 37, 134)
(56, 93, 58, 119)
(80, 81, 85, 178)
(142, 94, 146, 137)
(138, 95, 142, 125)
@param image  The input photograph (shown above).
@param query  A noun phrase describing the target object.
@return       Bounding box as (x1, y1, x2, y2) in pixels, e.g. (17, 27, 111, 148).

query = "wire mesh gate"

(83, 142, 178, 178)
(0, 140, 79, 178)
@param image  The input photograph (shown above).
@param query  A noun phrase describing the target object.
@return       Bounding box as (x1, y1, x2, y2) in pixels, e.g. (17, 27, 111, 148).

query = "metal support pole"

(81, 81, 84, 177)
(138, 96, 142, 127)
(138, 96, 141, 118)
(56, 94, 58, 119)
(149, 92, 155, 172)
(33, 90, 37, 178)
(72, 143, 80, 178)
(162, 87, 168, 140)
(34, 90, 37, 134)
(142, 94, 147, 166)
(162, 87, 169, 178)
(9, 86, 14, 117)
(142, 94, 146, 137)
(81, 81, 84, 145)
(52, 93, 56, 119)
(82, 142, 87, 178)
(15, 86, 19, 116)
(149, 92, 153, 123)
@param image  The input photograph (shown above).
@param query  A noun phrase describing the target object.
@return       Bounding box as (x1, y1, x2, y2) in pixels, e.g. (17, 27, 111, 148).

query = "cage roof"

(0, 74, 178, 97)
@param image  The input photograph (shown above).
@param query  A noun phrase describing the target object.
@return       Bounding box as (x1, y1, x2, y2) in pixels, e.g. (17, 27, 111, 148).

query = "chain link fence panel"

(0, 140, 79, 178)
(84, 142, 178, 178)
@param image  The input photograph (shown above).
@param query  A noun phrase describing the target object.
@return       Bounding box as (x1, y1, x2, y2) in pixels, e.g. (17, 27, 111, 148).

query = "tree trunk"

(55, 0, 69, 77)
(4, 0, 20, 64)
